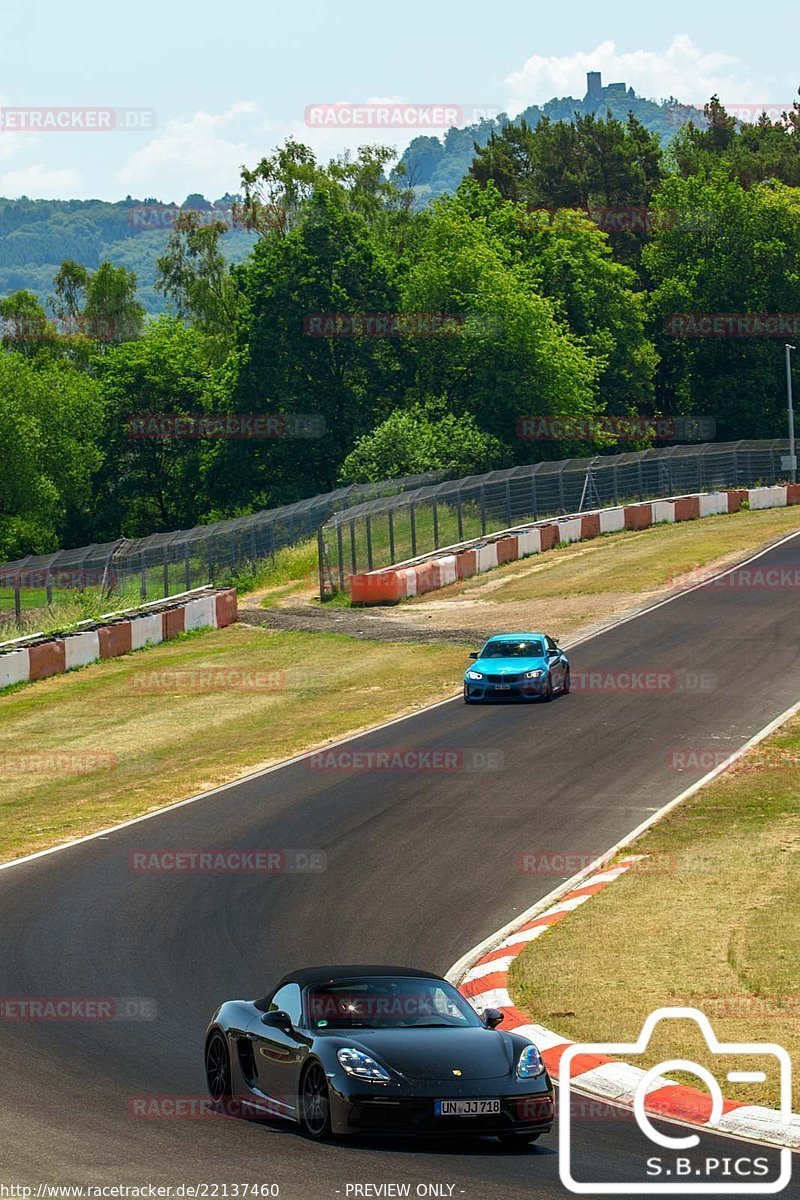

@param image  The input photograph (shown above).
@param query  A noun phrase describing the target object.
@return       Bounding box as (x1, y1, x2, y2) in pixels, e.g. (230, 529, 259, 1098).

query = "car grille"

(486, 674, 521, 683)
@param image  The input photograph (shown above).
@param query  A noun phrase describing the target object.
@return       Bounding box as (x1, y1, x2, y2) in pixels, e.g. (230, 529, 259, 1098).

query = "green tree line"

(1, 95, 799, 562)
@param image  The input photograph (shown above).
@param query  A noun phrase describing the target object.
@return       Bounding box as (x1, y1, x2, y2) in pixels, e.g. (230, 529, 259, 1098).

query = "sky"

(0, 0, 796, 202)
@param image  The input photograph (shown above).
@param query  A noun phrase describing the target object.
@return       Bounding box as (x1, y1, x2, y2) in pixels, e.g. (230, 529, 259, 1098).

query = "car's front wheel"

(497, 1132, 541, 1148)
(300, 1062, 333, 1139)
(540, 675, 553, 702)
(205, 1031, 232, 1108)
(561, 667, 570, 694)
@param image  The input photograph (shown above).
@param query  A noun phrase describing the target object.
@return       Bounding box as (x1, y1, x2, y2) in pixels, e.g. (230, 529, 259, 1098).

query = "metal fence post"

(14, 583, 21, 629)
(432, 500, 439, 549)
(505, 479, 513, 526)
(184, 543, 191, 592)
(388, 509, 396, 564)
(317, 527, 327, 600)
(410, 502, 417, 558)
(337, 524, 345, 590)
(366, 514, 374, 571)
(480, 486, 487, 535)
(456, 491, 464, 541)
(163, 548, 170, 598)
(349, 520, 357, 575)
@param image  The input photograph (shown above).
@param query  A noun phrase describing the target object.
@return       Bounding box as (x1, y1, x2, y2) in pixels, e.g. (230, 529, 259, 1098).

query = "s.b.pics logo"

(559, 1008, 792, 1194)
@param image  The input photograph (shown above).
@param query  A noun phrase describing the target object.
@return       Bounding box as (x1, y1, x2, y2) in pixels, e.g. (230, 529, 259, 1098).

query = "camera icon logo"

(559, 1007, 792, 1194)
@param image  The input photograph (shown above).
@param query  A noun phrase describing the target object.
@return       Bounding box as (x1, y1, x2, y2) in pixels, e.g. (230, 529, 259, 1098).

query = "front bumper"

(327, 1074, 555, 1137)
(464, 678, 547, 701)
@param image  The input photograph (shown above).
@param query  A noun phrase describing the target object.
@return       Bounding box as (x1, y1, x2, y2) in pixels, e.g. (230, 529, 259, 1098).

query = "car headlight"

(466, 670, 483, 681)
(522, 670, 544, 680)
(337, 1048, 391, 1082)
(516, 1043, 546, 1079)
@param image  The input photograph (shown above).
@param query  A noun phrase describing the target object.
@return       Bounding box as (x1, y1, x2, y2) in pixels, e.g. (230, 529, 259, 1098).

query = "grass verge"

(0, 624, 465, 864)
(400, 507, 800, 641)
(509, 712, 800, 1109)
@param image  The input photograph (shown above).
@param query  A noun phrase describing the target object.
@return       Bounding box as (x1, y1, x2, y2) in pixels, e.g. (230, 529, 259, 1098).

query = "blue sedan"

(463, 633, 570, 703)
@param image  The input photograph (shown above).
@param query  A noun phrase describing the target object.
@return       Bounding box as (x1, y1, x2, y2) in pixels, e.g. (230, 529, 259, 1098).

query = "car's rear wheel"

(497, 1132, 541, 1148)
(300, 1062, 332, 1139)
(205, 1031, 232, 1108)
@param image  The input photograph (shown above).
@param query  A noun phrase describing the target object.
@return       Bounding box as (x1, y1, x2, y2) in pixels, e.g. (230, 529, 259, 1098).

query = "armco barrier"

(556, 517, 582, 544)
(0, 587, 238, 693)
(0, 648, 29, 689)
(674, 495, 701, 521)
(456, 550, 477, 580)
(496, 537, 518, 565)
(28, 640, 66, 681)
(347, 487, 800, 605)
(624, 503, 652, 531)
(518, 529, 542, 556)
(539, 524, 559, 552)
(64, 630, 101, 671)
(699, 491, 729, 517)
(98, 621, 133, 659)
(130, 612, 163, 650)
(651, 500, 675, 524)
(749, 485, 787, 510)
(599, 507, 626, 533)
(580, 513, 600, 540)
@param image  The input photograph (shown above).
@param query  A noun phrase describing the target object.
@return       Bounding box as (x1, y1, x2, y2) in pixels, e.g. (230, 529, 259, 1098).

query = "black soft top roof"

(256, 964, 445, 1008)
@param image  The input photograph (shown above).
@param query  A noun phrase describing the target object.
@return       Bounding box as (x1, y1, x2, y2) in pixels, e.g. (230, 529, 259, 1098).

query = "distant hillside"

(0, 194, 256, 314)
(397, 72, 704, 203)
(0, 76, 705, 307)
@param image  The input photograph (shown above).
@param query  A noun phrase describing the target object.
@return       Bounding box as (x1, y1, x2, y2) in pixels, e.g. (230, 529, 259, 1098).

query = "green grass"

(509, 713, 800, 1109)
(0, 623, 467, 862)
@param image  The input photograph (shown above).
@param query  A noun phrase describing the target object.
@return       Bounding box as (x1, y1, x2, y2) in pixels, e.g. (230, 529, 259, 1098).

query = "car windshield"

(481, 640, 544, 658)
(305, 977, 484, 1030)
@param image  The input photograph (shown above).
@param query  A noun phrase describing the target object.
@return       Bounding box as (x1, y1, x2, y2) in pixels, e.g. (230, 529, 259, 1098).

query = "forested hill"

(398, 84, 703, 202)
(0, 194, 256, 314)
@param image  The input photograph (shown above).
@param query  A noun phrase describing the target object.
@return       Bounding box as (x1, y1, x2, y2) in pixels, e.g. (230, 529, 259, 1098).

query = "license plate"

(494, 684, 511, 690)
(435, 1098, 501, 1116)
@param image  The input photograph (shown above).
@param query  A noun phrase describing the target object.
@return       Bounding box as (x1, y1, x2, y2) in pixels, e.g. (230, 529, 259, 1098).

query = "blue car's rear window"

(482, 640, 544, 658)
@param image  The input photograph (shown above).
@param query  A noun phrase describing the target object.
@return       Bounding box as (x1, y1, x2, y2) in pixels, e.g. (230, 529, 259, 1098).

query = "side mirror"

(261, 1009, 293, 1032)
(469, 651, 479, 660)
(483, 1007, 504, 1029)
(547, 647, 559, 657)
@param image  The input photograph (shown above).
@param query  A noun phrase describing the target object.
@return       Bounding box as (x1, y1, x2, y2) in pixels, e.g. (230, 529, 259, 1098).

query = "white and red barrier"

(350, 486, 800, 604)
(0, 587, 238, 693)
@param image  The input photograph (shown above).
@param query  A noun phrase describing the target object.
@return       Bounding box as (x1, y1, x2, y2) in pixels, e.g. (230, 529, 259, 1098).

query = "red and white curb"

(453, 857, 800, 1152)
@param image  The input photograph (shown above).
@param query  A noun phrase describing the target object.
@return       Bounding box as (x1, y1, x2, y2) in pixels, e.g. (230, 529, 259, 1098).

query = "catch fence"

(318, 441, 792, 596)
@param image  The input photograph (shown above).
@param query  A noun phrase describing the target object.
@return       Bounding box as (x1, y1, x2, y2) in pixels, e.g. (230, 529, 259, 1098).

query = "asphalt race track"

(2, 533, 800, 1199)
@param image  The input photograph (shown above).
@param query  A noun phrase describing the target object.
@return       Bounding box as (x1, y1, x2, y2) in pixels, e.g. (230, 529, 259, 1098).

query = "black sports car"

(204, 965, 554, 1144)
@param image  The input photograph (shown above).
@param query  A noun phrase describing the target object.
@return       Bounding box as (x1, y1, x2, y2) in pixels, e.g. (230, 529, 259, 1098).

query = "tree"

(0, 352, 104, 559)
(644, 173, 800, 437)
(338, 399, 507, 482)
(155, 211, 237, 351)
(400, 187, 600, 459)
(90, 317, 216, 538)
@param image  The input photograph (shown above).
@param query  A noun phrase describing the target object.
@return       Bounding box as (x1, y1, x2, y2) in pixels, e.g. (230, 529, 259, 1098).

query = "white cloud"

(0, 162, 81, 197)
(115, 102, 274, 200)
(504, 36, 760, 113)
